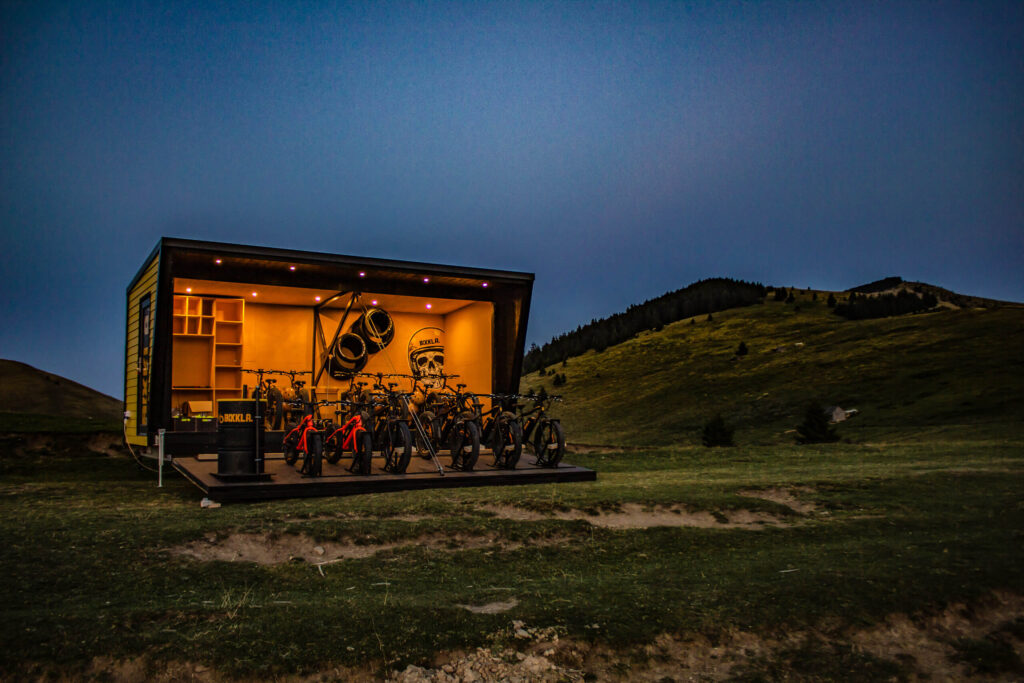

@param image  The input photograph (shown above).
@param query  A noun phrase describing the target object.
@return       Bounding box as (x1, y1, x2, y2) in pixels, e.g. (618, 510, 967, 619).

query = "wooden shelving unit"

(171, 295, 244, 418)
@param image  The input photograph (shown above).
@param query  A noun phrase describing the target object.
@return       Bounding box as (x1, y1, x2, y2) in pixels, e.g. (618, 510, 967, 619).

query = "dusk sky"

(2, 1, 1022, 398)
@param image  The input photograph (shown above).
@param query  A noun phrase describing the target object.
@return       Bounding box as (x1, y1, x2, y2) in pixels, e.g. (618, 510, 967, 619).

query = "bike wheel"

(416, 411, 440, 458)
(496, 413, 523, 469)
(267, 387, 283, 430)
(533, 420, 565, 467)
(282, 428, 300, 465)
(302, 431, 323, 476)
(355, 431, 373, 476)
(450, 420, 481, 471)
(324, 431, 342, 464)
(386, 421, 413, 474)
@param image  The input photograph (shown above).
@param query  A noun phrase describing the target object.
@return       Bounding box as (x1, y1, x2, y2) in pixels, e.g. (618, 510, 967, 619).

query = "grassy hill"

(0, 359, 122, 432)
(521, 289, 1024, 447)
(1, 290, 1022, 679)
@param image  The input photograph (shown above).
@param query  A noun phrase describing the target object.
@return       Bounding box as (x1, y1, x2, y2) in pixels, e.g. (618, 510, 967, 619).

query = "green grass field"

(1, 296, 1022, 680)
(523, 295, 1024, 447)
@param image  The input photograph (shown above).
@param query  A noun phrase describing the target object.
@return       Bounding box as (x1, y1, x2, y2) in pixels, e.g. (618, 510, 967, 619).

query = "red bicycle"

(282, 412, 324, 476)
(324, 407, 373, 476)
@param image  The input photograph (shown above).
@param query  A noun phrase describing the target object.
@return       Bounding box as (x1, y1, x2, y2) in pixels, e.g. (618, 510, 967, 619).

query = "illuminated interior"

(170, 277, 494, 421)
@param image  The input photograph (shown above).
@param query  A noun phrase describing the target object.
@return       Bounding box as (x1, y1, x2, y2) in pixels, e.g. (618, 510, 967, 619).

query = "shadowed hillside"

(521, 288, 1024, 447)
(0, 359, 122, 432)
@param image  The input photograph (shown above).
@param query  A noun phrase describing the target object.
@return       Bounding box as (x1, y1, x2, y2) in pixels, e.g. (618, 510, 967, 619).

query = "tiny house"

(125, 238, 534, 455)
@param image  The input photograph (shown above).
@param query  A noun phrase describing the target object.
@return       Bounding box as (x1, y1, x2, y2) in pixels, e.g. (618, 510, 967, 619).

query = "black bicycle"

(367, 376, 414, 474)
(463, 392, 523, 469)
(242, 368, 283, 430)
(515, 393, 565, 467)
(420, 382, 481, 471)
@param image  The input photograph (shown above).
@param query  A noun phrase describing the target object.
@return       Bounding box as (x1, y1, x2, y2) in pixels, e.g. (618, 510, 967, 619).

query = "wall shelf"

(171, 295, 244, 420)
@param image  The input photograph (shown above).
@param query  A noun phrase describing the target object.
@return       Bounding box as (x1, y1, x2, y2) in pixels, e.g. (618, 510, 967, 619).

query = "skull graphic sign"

(408, 327, 446, 391)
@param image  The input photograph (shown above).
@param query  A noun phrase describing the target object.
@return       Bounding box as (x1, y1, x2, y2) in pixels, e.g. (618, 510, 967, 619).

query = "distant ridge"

(524, 277, 767, 373)
(847, 276, 904, 294)
(0, 359, 122, 422)
(847, 277, 1020, 309)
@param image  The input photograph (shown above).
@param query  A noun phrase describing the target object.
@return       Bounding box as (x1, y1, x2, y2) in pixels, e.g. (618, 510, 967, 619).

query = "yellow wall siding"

(125, 256, 159, 445)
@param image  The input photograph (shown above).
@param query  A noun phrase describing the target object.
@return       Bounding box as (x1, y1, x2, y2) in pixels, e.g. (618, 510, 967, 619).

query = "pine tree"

(736, 341, 748, 356)
(795, 402, 839, 444)
(702, 414, 735, 447)
(827, 293, 837, 307)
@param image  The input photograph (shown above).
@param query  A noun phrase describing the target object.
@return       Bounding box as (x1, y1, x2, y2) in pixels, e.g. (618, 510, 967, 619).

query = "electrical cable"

(122, 417, 157, 472)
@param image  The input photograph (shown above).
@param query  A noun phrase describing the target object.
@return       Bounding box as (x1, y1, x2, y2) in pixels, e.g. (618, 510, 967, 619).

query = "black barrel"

(216, 399, 266, 476)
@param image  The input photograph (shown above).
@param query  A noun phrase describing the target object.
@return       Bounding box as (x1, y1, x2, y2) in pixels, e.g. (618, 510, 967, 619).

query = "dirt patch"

(739, 486, 819, 514)
(282, 513, 434, 524)
(170, 532, 557, 565)
(0, 432, 125, 458)
(86, 434, 125, 457)
(393, 591, 1024, 682)
(479, 503, 789, 529)
(850, 590, 1024, 679)
(456, 599, 519, 614)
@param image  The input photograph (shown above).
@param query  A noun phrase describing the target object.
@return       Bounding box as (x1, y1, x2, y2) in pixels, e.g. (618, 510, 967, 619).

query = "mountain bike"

(242, 368, 283, 430)
(281, 410, 325, 476)
(420, 382, 480, 471)
(462, 392, 523, 469)
(323, 400, 373, 476)
(515, 393, 565, 467)
(367, 377, 413, 474)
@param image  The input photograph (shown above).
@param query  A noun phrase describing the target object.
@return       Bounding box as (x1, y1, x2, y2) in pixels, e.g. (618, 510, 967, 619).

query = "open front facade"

(125, 238, 534, 452)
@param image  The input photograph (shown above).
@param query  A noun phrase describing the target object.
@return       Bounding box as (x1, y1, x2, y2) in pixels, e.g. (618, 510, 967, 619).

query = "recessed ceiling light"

(215, 259, 222, 265)
(371, 299, 378, 306)
(314, 296, 321, 302)
(359, 271, 366, 277)
(251, 292, 258, 297)
(185, 287, 192, 293)
(423, 277, 430, 283)
(482, 282, 489, 288)
(289, 265, 296, 271)
(425, 303, 432, 310)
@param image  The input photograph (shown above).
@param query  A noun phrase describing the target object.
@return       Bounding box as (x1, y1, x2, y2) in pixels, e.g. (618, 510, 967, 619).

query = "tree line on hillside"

(847, 276, 904, 294)
(523, 278, 767, 373)
(833, 290, 938, 320)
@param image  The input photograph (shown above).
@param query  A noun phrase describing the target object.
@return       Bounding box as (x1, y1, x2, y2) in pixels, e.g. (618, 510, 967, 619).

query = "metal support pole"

(158, 428, 165, 487)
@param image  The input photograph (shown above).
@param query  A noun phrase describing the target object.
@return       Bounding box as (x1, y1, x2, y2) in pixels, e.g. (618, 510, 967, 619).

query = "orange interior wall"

(242, 304, 312, 376)
(444, 302, 493, 397)
(239, 301, 493, 418)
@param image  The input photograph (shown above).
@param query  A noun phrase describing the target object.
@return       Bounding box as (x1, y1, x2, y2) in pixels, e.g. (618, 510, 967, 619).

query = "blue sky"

(2, 0, 1021, 397)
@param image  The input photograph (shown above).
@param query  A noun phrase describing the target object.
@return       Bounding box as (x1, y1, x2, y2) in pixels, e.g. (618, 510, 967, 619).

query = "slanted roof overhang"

(158, 237, 533, 303)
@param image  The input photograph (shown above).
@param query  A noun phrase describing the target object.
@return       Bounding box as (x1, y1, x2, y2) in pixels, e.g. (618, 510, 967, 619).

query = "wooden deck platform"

(172, 450, 596, 503)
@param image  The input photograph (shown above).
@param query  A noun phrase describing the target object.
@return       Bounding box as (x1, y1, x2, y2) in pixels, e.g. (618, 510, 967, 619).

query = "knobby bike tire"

(450, 420, 481, 471)
(491, 412, 521, 468)
(502, 414, 524, 469)
(324, 431, 342, 464)
(355, 431, 373, 476)
(533, 420, 565, 467)
(417, 411, 440, 458)
(390, 421, 413, 474)
(301, 431, 323, 476)
(282, 428, 300, 465)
